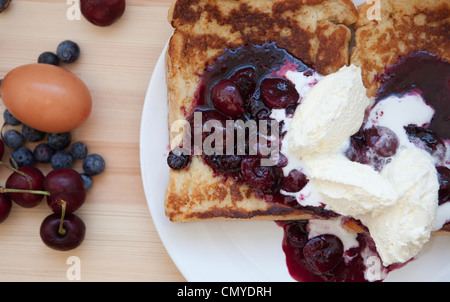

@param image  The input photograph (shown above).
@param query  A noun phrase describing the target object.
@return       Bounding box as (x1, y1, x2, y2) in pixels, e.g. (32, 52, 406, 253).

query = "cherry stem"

(0, 187, 50, 196)
(0, 161, 33, 187)
(58, 200, 67, 236)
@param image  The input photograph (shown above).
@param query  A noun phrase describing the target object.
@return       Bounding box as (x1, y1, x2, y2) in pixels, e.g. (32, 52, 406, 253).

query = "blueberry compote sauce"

(175, 42, 335, 217)
(277, 220, 378, 282)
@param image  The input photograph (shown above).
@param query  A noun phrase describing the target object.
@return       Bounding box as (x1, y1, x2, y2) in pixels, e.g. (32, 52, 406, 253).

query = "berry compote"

(169, 42, 333, 217)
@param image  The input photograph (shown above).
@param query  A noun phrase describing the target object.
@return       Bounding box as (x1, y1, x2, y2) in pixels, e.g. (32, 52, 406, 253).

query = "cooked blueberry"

(246, 101, 271, 120)
(3, 109, 21, 126)
(47, 132, 71, 150)
(83, 153, 105, 176)
(167, 150, 190, 170)
(22, 124, 46, 142)
(285, 221, 309, 248)
(38, 51, 60, 66)
(229, 67, 257, 99)
(51, 150, 73, 169)
(405, 125, 441, 151)
(260, 78, 299, 109)
(345, 130, 368, 164)
(437, 166, 450, 206)
(56, 40, 80, 64)
(281, 169, 309, 193)
(81, 173, 93, 192)
(240, 156, 278, 193)
(70, 142, 88, 159)
(33, 143, 54, 163)
(3, 129, 24, 149)
(10, 147, 34, 168)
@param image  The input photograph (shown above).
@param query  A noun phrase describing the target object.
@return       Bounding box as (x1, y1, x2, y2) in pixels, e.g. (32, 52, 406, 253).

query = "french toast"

(350, 0, 450, 98)
(164, 0, 358, 222)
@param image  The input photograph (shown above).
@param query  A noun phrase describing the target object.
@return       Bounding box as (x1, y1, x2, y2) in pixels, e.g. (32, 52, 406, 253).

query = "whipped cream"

(360, 148, 439, 266)
(303, 152, 397, 217)
(287, 65, 369, 157)
(277, 64, 444, 268)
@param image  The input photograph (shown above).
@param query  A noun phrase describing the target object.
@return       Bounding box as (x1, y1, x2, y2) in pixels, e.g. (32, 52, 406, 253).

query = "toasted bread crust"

(164, 0, 358, 222)
(350, 0, 450, 98)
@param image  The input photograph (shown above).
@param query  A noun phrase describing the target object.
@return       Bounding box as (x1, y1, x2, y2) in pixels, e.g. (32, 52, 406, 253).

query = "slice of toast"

(164, 0, 358, 222)
(350, 0, 450, 98)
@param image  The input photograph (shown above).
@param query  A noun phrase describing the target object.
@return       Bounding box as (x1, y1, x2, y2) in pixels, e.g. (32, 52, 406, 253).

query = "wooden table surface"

(0, 0, 186, 281)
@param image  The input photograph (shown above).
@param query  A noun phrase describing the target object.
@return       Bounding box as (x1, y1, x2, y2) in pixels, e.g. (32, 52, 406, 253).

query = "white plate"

(140, 37, 450, 283)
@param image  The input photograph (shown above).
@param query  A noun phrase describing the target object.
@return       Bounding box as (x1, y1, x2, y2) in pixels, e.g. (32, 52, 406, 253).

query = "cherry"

(203, 154, 242, 173)
(281, 169, 308, 193)
(260, 78, 299, 109)
(303, 234, 344, 274)
(44, 168, 87, 215)
(0, 139, 4, 160)
(80, 0, 126, 27)
(40, 201, 86, 251)
(5, 166, 45, 208)
(0, 194, 12, 223)
(364, 126, 399, 157)
(211, 79, 245, 117)
(229, 67, 257, 99)
(285, 221, 309, 248)
(240, 156, 278, 192)
(437, 166, 450, 205)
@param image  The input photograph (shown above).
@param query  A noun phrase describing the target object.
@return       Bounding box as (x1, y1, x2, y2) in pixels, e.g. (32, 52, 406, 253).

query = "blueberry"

(33, 143, 54, 163)
(3, 129, 24, 149)
(0, 0, 11, 13)
(51, 150, 73, 169)
(38, 51, 60, 66)
(3, 110, 21, 126)
(70, 142, 88, 159)
(10, 147, 34, 168)
(80, 173, 93, 192)
(83, 154, 105, 176)
(47, 132, 71, 150)
(56, 40, 80, 64)
(22, 124, 46, 142)
(167, 150, 190, 170)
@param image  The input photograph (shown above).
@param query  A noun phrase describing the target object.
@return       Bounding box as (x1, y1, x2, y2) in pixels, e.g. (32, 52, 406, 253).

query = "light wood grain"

(0, 0, 185, 281)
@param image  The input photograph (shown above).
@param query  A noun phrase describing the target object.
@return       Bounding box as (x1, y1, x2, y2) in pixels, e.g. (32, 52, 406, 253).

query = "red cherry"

(211, 79, 245, 117)
(303, 234, 344, 274)
(5, 166, 45, 208)
(0, 194, 12, 223)
(44, 168, 87, 214)
(80, 0, 126, 27)
(261, 78, 299, 109)
(40, 201, 86, 251)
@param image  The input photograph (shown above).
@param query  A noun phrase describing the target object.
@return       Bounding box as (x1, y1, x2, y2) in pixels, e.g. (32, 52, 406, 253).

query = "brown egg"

(0, 63, 92, 133)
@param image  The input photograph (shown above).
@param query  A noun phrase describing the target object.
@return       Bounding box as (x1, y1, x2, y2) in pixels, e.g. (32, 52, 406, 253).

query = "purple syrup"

(376, 51, 450, 140)
(277, 220, 385, 282)
(193, 42, 308, 119)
